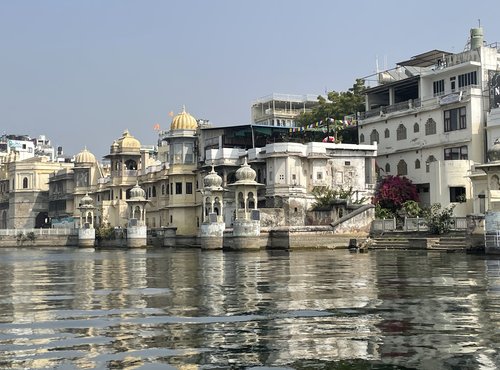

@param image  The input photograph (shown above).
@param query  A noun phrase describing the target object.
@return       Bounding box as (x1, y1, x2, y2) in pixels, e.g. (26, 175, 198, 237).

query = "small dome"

(203, 166, 223, 189)
(235, 158, 257, 182)
(488, 138, 500, 162)
(80, 193, 94, 206)
(171, 107, 197, 130)
(75, 147, 96, 164)
(115, 130, 141, 153)
(129, 183, 146, 200)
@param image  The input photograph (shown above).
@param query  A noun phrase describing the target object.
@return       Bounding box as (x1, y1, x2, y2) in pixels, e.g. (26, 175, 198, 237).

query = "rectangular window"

(433, 79, 445, 96)
(444, 107, 466, 132)
(444, 146, 468, 160)
(184, 143, 194, 163)
(175, 182, 182, 194)
(186, 182, 193, 194)
(458, 71, 477, 88)
(173, 144, 183, 164)
(450, 186, 466, 203)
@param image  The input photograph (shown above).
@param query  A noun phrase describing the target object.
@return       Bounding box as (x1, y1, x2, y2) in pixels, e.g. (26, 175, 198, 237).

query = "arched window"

(152, 186, 156, 198)
(426, 155, 437, 173)
(397, 160, 408, 176)
(359, 134, 365, 143)
(491, 175, 500, 190)
(370, 130, 379, 144)
(22, 177, 28, 189)
(214, 197, 221, 215)
(125, 159, 137, 170)
(205, 196, 211, 216)
(425, 118, 436, 135)
(415, 159, 421, 169)
(414, 122, 419, 133)
(134, 205, 141, 220)
(247, 192, 255, 209)
(384, 128, 390, 138)
(238, 192, 244, 209)
(396, 124, 407, 140)
(385, 163, 391, 173)
(161, 184, 165, 195)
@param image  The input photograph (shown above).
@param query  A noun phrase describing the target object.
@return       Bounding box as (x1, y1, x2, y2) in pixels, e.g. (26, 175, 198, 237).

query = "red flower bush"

(374, 175, 419, 213)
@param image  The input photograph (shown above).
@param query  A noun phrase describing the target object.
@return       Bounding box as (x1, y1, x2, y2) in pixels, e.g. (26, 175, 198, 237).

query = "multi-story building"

(5, 107, 376, 236)
(358, 27, 500, 216)
(251, 93, 319, 127)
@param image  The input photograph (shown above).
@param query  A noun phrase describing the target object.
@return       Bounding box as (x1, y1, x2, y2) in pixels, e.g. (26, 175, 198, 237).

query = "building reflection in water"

(1, 249, 500, 368)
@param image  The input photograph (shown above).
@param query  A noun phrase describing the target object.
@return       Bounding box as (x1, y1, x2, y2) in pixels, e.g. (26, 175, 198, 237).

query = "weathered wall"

(260, 208, 285, 228)
(0, 234, 78, 247)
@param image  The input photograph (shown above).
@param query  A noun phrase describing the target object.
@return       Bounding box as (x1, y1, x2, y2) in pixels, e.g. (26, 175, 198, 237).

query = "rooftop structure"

(251, 93, 320, 127)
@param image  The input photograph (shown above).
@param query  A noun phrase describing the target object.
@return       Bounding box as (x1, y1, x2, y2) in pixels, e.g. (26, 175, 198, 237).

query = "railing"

(360, 84, 483, 120)
(372, 217, 467, 232)
(0, 228, 78, 236)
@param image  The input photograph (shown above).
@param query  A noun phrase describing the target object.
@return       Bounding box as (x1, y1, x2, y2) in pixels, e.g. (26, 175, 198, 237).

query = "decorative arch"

(396, 124, 407, 140)
(397, 160, 408, 176)
(238, 192, 245, 209)
(125, 159, 137, 170)
(247, 192, 255, 209)
(425, 118, 437, 135)
(491, 175, 500, 190)
(370, 130, 379, 144)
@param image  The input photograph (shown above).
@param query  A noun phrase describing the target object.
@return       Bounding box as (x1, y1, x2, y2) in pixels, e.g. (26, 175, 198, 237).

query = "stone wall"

(0, 234, 78, 248)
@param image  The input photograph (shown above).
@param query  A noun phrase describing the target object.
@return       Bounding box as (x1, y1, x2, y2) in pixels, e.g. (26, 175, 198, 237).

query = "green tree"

(295, 79, 366, 143)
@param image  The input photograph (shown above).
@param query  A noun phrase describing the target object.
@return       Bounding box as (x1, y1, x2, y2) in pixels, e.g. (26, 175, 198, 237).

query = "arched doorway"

(35, 212, 50, 228)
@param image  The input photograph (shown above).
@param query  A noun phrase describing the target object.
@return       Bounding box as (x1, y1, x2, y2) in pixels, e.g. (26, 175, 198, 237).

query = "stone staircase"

(427, 236, 468, 252)
(369, 233, 469, 251)
(369, 237, 425, 250)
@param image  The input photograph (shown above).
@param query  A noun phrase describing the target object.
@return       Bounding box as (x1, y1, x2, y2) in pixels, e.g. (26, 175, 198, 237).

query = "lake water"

(0, 247, 500, 369)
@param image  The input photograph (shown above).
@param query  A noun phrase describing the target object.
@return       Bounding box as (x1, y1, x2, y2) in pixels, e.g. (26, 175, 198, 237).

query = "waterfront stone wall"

(0, 234, 78, 247)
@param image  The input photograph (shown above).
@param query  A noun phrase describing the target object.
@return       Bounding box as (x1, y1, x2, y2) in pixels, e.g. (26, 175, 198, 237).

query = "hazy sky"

(2, 0, 500, 159)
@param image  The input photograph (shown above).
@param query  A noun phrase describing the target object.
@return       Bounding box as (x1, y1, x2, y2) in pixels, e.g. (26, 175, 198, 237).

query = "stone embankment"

(366, 231, 483, 253)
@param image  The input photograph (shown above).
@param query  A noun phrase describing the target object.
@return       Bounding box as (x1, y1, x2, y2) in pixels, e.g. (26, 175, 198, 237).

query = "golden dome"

(116, 130, 140, 152)
(171, 107, 197, 130)
(75, 147, 96, 164)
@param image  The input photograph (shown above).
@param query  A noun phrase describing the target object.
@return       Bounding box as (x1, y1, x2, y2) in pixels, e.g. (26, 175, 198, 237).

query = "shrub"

(423, 203, 456, 235)
(26, 231, 36, 242)
(95, 224, 115, 241)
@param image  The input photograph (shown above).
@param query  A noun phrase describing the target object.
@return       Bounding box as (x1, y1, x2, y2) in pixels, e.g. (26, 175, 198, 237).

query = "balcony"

(360, 85, 480, 121)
